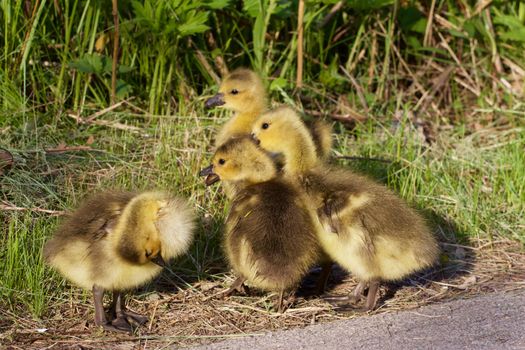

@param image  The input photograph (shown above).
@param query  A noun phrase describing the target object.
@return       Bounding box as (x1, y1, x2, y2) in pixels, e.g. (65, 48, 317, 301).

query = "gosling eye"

(230, 89, 239, 95)
(262, 122, 269, 130)
(145, 250, 152, 258)
(218, 158, 226, 165)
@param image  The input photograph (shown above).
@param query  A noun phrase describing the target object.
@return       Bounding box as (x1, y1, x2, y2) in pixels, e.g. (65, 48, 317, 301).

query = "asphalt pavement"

(191, 289, 525, 350)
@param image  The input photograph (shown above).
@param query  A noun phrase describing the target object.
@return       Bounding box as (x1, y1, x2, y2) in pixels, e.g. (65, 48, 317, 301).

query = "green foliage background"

(1, 0, 524, 117)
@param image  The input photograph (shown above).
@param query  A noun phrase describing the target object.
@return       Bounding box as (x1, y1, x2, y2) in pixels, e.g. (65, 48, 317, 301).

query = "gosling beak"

(250, 133, 261, 145)
(205, 93, 225, 108)
(151, 254, 167, 268)
(199, 165, 221, 186)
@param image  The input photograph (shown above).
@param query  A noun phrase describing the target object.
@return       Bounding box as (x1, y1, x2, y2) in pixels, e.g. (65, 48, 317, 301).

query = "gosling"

(252, 107, 440, 310)
(205, 68, 333, 160)
(199, 136, 322, 312)
(44, 191, 195, 332)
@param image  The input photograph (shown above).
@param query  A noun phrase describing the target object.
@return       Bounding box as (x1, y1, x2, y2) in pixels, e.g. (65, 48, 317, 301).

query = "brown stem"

(18, 0, 40, 68)
(296, 0, 305, 89)
(111, 0, 119, 105)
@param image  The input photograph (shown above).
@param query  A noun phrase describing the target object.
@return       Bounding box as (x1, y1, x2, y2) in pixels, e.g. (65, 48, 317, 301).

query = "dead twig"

(44, 145, 93, 153)
(189, 38, 221, 85)
(303, 109, 367, 124)
(317, 1, 343, 29)
(483, 8, 503, 74)
(111, 0, 119, 105)
(85, 98, 133, 122)
(18, 0, 41, 69)
(423, 0, 436, 46)
(468, 0, 493, 19)
(67, 113, 141, 133)
(339, 66, 369, 113)
(206, 32, 228, 77)
(414, 66, 455, 112)
(335, 155, 392, 163)
(0, 201, 65, 216)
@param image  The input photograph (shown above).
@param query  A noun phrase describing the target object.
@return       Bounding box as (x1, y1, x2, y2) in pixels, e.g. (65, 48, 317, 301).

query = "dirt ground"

(1, 239, 524, 349)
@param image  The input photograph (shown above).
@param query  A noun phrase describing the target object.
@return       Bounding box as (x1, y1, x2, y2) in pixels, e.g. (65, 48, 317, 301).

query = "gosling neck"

(281, 135, 318, 176)
(235, 97, 267, 122)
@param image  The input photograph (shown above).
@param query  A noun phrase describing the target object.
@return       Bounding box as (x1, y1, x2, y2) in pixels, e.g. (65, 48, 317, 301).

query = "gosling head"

(115, 196, 167, 267)
(205, 68, 267, 113)
(120, 229, 166, 267)
(251, 106, 318, 173)
(199, 136, 277, 186)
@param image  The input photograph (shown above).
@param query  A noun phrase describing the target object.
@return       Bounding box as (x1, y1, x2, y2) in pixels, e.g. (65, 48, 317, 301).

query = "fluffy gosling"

(200, 137, 322, 312)
(44, 191, 195, 332)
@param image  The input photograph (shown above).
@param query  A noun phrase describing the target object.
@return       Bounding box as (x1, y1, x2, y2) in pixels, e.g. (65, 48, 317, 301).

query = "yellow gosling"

(44, 191, 195, 332)
(199, 137, 322, 312)
(252, 107, 439, 310)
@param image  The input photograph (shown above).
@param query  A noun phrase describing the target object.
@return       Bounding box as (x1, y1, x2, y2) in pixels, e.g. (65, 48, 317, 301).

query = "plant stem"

(111, 0, 119, 105)
(296, 0, 305, 89)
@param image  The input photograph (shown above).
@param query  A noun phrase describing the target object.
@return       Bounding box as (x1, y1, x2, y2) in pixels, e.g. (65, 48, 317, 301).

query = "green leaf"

(178, 11, 210, 36)
(346, 0, 394, 10)
(462, 20, 477, 37)
(499, 28, 525, 42)
(118, 65, 135, 74)
(406, 35, 422, 49)
(252, 12, 265, 69)
(243, 0, 260, 18)
(319, 56, 344, 88)
(211, 48, 223, 59)
(269, 77, 287, 91)
(493, 14, 524, 30)
(205, 0, 230, 10)
(102, 56, 113, 74)
(398, 6, 426, 33)
(69, 59, 96, 74)
(69, 54, 105, 75)
(116, 79, 133, 98)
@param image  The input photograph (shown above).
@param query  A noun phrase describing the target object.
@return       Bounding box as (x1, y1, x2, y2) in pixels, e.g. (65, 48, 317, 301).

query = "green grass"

(1, 0, 524, 323)
(1, 101, 524, 318)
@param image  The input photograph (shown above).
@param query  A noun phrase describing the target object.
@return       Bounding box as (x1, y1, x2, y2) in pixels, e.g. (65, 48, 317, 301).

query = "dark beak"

(199, 164, 214, 176)
(205, 93, 225, 108)
(250, 133, 261, 145)
(199, 164, 221, 186)
(151, 254, 167, 267)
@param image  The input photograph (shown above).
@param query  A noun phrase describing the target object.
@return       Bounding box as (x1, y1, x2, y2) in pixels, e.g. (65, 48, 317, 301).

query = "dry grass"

(2, 239, 524, 350)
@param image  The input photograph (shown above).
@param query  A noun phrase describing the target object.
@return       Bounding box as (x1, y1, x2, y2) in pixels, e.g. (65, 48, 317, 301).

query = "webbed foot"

(273, 290, 295, 313)
(223, 276, 249, 297)
(107, 317, 134, 333)
(120, 309, 149, 326)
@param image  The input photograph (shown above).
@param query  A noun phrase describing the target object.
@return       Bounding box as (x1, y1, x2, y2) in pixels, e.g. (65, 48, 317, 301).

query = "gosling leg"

(276, 290, 285, 313)
(93, 285, 129, 333)
(365, 279, 380, 311)
(93, 285, 108, 327)
(111, 292, 148, 329)
(273, 290, 295, 313)
(314, 262, 333, 295)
